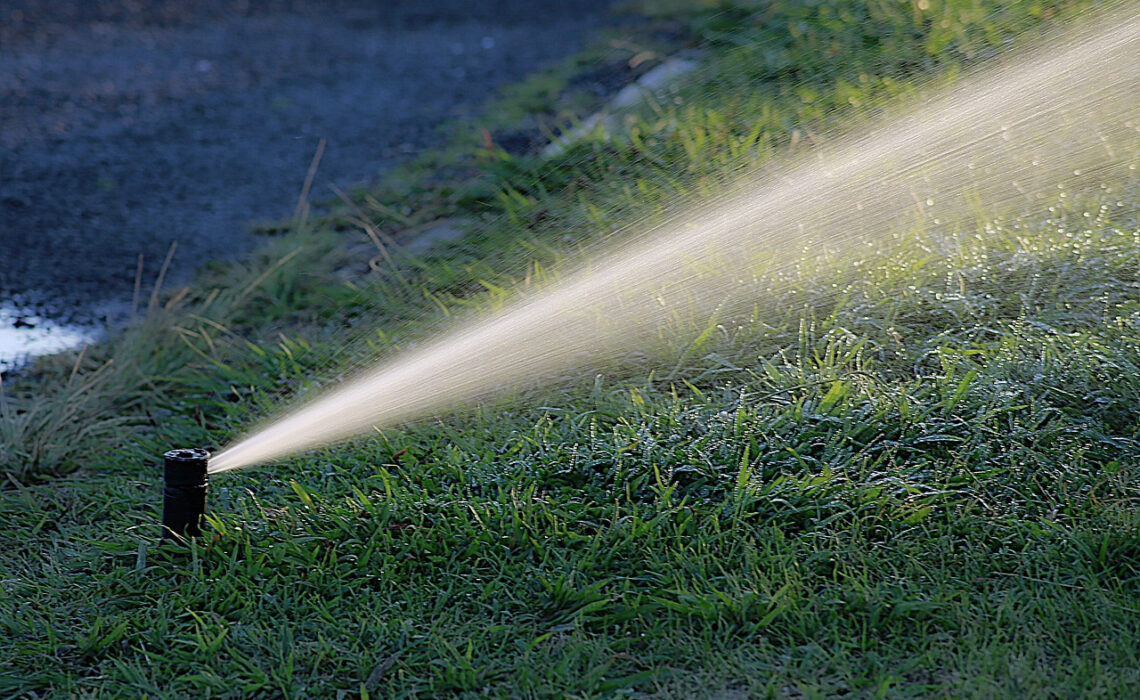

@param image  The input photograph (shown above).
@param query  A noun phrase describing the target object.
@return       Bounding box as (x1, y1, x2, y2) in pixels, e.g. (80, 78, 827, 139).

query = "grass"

(3, 0, 1140, 696)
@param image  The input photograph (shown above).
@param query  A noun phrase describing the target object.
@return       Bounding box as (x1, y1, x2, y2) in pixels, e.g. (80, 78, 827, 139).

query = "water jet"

(209, 6, 1140, 474)
(161, 448, 209, 542)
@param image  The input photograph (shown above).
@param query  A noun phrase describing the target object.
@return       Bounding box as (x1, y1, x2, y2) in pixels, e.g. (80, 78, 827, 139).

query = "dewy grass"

(3, 0, 1140, 696)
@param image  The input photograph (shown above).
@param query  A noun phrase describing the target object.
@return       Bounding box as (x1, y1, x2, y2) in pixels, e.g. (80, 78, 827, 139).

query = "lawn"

(2, 1, 1139, 697)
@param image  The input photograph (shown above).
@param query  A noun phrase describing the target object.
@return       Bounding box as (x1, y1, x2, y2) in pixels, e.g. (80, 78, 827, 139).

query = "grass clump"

(3, 0, 1140, 696)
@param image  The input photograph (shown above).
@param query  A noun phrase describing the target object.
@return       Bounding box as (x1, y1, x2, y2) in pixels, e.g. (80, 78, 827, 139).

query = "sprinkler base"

(161, 448, 209, 542)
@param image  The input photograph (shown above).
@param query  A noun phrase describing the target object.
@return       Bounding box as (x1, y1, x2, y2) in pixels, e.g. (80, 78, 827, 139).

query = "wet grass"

(3, 0, 1139, 696)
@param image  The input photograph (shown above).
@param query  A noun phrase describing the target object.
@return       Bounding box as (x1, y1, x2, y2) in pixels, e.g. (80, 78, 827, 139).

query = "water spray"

(161, 448, 209, 541)
(209, 6, 1140, 473)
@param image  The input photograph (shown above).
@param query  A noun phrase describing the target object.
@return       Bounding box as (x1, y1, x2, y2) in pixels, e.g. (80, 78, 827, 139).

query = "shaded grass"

(3, 0, 1140, 696)
(4, 200, 1138, 696)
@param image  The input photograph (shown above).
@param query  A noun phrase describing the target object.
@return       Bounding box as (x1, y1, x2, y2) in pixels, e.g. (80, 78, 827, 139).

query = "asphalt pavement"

(0, 0, 616, 366)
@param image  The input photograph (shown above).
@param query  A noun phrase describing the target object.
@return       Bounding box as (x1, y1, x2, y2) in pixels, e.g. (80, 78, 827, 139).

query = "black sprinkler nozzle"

(162, 448, 209, 541)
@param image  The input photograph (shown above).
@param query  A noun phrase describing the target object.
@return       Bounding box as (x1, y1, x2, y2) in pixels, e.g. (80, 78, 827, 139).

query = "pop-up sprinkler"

(161, 448, 209, 541)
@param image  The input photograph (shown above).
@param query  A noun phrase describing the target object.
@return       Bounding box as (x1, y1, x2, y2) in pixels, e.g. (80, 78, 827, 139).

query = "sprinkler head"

(161, 448, 209, 542)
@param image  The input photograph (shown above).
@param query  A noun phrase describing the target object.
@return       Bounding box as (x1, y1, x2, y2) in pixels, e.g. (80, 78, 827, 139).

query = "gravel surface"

(0, 0, 616, 364)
